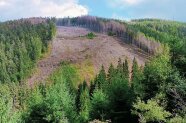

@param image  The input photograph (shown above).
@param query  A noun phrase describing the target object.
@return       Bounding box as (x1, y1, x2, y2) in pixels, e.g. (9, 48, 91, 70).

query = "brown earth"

(28, 26, 149, 86)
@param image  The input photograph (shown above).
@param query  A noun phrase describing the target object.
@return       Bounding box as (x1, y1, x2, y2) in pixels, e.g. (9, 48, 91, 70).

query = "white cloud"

(0, 0, 88, 21)
(109, 0, 146, 7)
(121, 0, 144, 5)
(0, 0, 10, 7)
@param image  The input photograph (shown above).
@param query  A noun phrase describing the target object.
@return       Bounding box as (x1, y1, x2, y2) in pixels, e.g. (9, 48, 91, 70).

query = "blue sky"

(0, 0, 185, 22)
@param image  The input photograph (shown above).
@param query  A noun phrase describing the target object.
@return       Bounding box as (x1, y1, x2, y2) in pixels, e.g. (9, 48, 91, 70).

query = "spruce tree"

(76, 83, 83, 112)
(97, 65, 107, 89)
(79, 87, 90, 122)
(123, 59, 129, 81)
(90, 89, 109, 121)
(131, 57, 138, 82)
(107, 63, 115, 84)
(107, 71, 133, 122)
(89, 81, 95, 97)
(117, 58, 123, 74)
(82, 80, 88, 90)
(143, 47, 171, 100)
(131, 57, 144, 98)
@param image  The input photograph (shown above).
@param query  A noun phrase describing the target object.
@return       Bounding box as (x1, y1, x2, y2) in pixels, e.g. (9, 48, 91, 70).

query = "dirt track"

(28, 26, 149, 86)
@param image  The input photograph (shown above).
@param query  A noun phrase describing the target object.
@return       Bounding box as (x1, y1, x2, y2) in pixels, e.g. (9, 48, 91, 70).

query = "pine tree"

(97, 65, 107, 89)
(89, 81, 95, 97)
(143, 47, 171, 100)
(131, 57, 138, 82)
(76, 83, 83, 112)
(123, 59, 129, 81)
(107, 63, 115, 84)
(90, 89, 109, 121)
(94, 75, 99, 88)
(79, 88, 91, 122)
(82, 80, 88, 90)
(117, 58, 123, 74)
(131, 57, 144, 98)
(107, 72, 133, 122)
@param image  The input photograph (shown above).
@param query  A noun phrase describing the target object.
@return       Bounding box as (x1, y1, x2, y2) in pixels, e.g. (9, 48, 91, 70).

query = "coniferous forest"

(0, 16, 186, 123)
(0, 19, 56, 83)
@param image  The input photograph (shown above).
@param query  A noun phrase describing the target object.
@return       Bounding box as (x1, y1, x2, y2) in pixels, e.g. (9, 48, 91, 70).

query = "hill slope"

(28, 26, 149, 86)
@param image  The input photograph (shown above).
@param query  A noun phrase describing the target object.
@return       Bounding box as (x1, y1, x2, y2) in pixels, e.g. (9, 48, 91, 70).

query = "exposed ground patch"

(28, 26, 149, 86)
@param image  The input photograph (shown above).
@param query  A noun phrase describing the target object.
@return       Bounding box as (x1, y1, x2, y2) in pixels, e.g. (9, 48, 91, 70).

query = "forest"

(128, 19, 186, 77)
(0, 16, 186, 123)
(0, 19, 56, 83)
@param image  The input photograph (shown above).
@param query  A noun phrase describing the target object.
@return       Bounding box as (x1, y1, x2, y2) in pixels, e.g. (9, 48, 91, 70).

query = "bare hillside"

(28, 26, 149, 86)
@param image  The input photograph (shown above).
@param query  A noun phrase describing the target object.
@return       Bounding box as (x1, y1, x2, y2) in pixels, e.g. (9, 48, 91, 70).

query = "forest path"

(27, 26, 149, 86)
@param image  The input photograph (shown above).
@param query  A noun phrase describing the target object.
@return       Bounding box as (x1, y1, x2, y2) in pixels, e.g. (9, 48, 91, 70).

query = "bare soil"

(28, 26, 149, 86)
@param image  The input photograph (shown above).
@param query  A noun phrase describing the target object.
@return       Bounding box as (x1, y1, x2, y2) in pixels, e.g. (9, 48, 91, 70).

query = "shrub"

(87, 32, 96, 39)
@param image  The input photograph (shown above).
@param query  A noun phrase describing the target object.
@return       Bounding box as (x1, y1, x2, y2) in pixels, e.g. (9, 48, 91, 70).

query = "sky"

(0, 0, 185, 22)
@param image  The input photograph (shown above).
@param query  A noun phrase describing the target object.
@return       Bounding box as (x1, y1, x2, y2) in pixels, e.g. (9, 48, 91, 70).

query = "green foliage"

(168, 115, 186, 123)
(165, 70, 186, 116)
(132, 98, 171, 123)
(143, 45, 172, 99)
(129, 20, 186, 76)
(107, 68, 133, 122)
(107, 63, 115, 84)
(0, 84, 23, 123)
(89, 81, 96, 97)
(123, 59, 129, 80)
(24, 63, 79, 123)
(131, 58, 144, 98)
(0, 19, 56, 83)
(79, 87, 91, 123)
(86, 32, 96, 39)
(95, 65, 107, 89)
(90, 89, 109, 121)
(44, 78, 76, 122)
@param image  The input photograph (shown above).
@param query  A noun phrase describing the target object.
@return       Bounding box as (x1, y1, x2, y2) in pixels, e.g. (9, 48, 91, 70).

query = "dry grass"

(75, 59, 95, 86)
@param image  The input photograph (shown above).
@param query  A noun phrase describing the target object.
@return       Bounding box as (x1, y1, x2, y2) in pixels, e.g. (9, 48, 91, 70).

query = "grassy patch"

(48, 62, 80, 90)
(75, 59, 95, 86)
(48, 59, 95, 89)
(40, 43, 52, 59)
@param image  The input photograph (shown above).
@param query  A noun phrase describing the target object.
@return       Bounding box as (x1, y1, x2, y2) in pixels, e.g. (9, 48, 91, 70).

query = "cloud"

(120, 0, 145, 5)
(0, 0, 10, 7)
(0, 0, 88, 21)
(109, 0, 145, 7)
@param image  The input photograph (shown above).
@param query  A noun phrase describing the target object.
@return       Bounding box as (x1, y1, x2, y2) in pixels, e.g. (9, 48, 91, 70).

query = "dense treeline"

(74, 47, 185, 122)
(0, 62, 78, 122)
(56, 16, 161, 54)
(0, 19, 56, 83)
(129, 19, 186, 76)
(3, 46, 185, 122)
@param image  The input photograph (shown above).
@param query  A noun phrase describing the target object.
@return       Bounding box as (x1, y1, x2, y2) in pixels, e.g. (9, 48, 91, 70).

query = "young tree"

(123, 59, 129, 81)
(117, 58, 123, 74)
(142, 46, 171, 100)
(79, 88, 91, 123)
(107, 63, 115, 84)
(90, 89, 109, 121)
(96, 65, 107, 90)
(107, 72, 133, 122)
(131, 58, 144, 98)
(89, 81, 95, 97)
(132, 98, 171, 123)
